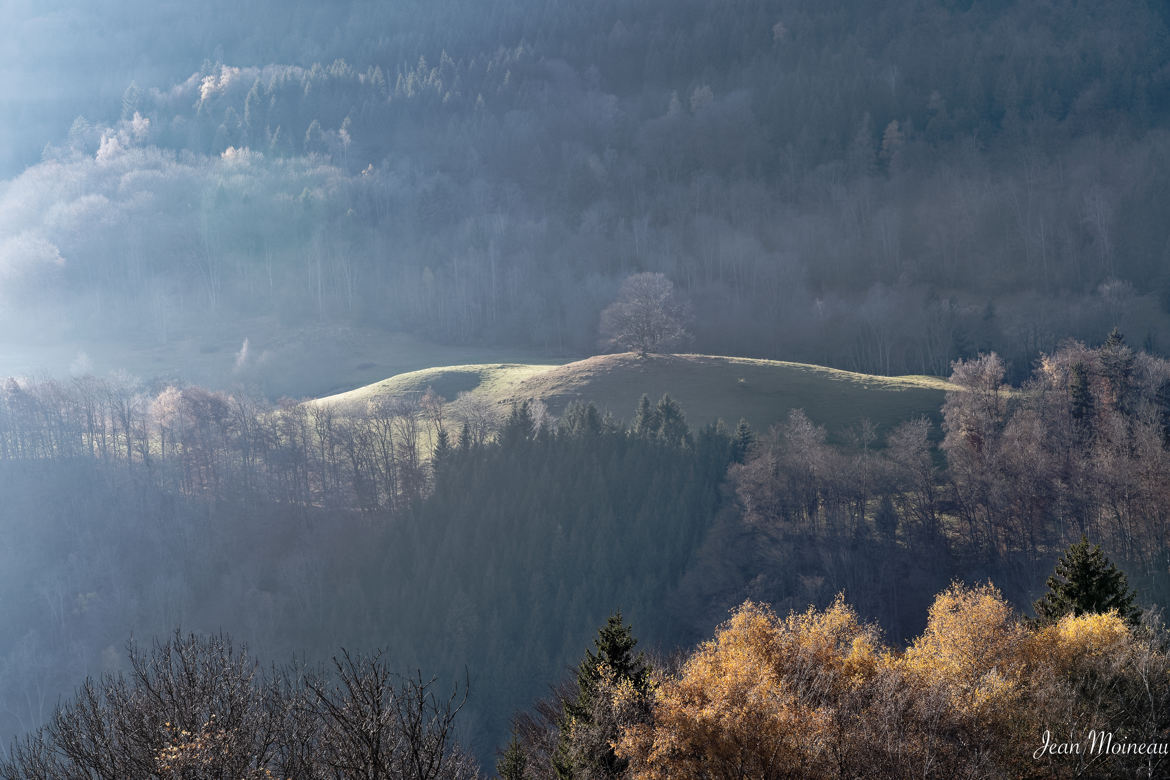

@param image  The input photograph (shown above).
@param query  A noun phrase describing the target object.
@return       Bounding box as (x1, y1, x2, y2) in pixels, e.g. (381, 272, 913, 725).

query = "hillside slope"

(319, 352, 954, 438)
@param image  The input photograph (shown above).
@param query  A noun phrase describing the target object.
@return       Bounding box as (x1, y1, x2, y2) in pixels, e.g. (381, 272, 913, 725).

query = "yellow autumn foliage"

(619, 585, 1170, 780)
(617, 598, 885, 779)
(1034, 610, 1131, 671)
(902, 582, 1026, 717)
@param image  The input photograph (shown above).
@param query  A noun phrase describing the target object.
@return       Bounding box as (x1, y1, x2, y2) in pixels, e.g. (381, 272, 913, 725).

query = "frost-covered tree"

(599, 273, 691, 357)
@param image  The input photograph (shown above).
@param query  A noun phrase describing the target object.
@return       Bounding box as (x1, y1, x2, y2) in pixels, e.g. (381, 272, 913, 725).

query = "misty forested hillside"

(5, 1, 1170, 776)
(4, 0, 1170, 382)
(3, 335, 1170, 769)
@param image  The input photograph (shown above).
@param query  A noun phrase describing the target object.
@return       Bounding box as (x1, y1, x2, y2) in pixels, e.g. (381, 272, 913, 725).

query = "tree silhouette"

(599, 273, 691, 356)
(1034, 536, 1141, 625)
(497, 733, 528, 780)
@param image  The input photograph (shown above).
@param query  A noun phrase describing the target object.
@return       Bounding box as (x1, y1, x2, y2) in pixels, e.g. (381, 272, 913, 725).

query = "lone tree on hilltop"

(1034, 536, 1142, 626)
(599, 272, 691, 356)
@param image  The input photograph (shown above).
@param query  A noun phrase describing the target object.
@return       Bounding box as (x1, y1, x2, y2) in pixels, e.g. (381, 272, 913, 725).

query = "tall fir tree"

(1100, 327, 1135, 411)
(497, 733, 527, 780)
(1034, 536, 1141, 626)
(731, 417, 755, 462)
(1069, 362, 1094, 426)
(1157, 378, 1170, 447)
(656, 394, 690, 448)
(560, 401, 603, 439)
(875, 493, 899, 539)
(500, 401, 534, 450)
(631, 394, 661, 439)
(432, 427, 452, 477)
(556, 612, 650, 779)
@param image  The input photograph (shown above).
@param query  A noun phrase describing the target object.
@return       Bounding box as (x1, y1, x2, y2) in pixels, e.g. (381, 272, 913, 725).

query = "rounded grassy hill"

(317, 352, 954, 440)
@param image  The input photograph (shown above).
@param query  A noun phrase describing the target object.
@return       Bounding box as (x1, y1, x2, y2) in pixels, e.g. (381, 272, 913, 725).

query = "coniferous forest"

(2, 336, 1170, 774)
(4, 0, 1170, 777)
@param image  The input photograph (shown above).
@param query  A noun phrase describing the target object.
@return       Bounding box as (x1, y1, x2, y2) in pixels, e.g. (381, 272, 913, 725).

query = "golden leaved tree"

(617, 598, 885, 780)
(617, 585, 1170, 780)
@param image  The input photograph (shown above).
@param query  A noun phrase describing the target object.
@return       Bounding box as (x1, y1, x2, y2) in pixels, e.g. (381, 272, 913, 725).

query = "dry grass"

(318, 352, 954, 440)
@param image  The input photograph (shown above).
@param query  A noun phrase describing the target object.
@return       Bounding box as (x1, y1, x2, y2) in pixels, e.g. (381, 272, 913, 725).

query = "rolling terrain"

(318, 351, 955, 440)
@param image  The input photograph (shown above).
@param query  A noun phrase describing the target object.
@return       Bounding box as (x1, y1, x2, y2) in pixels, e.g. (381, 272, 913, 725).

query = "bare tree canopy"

(0, 632, 478, 780)
(599, 273, 692, 356)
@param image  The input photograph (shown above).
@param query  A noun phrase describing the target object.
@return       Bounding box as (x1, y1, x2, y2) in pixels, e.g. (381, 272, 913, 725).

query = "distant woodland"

(3, 0, 1170, 377)
(2, 334, 1170, 765)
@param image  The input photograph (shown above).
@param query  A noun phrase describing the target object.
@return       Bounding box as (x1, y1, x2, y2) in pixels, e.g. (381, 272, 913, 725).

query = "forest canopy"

(3, 0, 1170, 380)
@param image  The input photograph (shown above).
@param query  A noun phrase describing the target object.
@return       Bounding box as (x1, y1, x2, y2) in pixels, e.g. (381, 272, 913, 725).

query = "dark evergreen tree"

(497, 733, 527, 780)
(1034, 537, 1142, 626)
(557, 612, 650, 779)
(571, 612, 649, 713)
(500, 401, 534, 450)
(875, 493, 899, 539)
(1101, 328, 1136, 411)
(631, 394, 661, 439)
(656, 394, 690, 448)
(559, 401, 603, 439)
(731, 417, 755, 462)
(432, 427, 452, 472)
(1069, 362, 1094, 425)
(1157, 378, 1170, 448)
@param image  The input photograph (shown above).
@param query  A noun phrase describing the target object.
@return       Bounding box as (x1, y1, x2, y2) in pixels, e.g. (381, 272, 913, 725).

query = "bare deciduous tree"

(307, 650, 477, 780)
(599, 273, 691, 357)
(0, 634, 479, 780)
(447, 393, 499, 448)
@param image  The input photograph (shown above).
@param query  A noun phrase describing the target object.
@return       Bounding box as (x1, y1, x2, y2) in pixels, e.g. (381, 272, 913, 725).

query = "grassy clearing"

(317, 362, 560, 411)
(320, 352, 955, 441)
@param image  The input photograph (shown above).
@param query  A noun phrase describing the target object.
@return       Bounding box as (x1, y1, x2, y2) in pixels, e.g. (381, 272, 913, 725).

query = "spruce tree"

(1157, 378, 1170, 448)
(1100, 327, 1135, 411)
(557, 612, 650, 778)
(656, 394, 690, 448)
(1034, 536, 1141, 625)
(501, 401, 534, 450)
(560, 401, 602, 438)
(731, 417, 755, 462)
(431, 428, 452, 477)
(875, 493, 898, 539)
(1069, 362, 1094, 425)
(497, 733, 527, 780)
(570, 612, 649, 710)
(631, 394, 661, 439)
